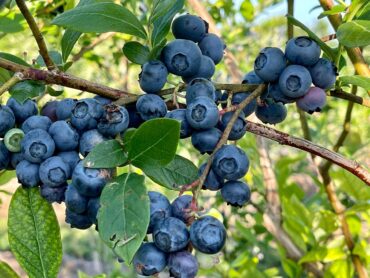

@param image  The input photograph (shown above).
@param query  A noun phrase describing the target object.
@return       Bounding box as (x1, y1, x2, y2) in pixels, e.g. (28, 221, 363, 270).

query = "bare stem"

(0, 73, 23, 96)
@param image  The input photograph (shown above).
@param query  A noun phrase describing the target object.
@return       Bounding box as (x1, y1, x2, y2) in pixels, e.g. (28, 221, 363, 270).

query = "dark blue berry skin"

(139, 61, 168, 94)
(285, 36, 321, 66)
(219, 111, 246, 140)
(16, 160, 40, 188)
(6, 98, 38, 124)
(40, 101, 58, 122)
(242, 70, 264, 84)
(87, 197, 100, 224)
(49, 121, 79, 152)
(136, 94, 167, 121)
(191, 128, 221, 154)
(65, 183, 88, 214)
(185, 78, 216, 104)
(161, 39, 202, 77)
(254, 47, 287, 82)
(94, 95, 112, 105)
(198, 163, 224, 191)
(21, 116, 52, 134)
(198, 33, 226, 65)
(297, 87, 326, 114)
(71, 98, 104, 131)
(219, 92, 228, 109)
(0, 141, 10, 170)
(309, 58, 337, 90)
(172, 14, 207, 43)
(153, 217, 190, 253)
(21, 129, 55, 163)
(125, 103, 144, 128)
(10, 152, 23, 169)
(231, 92, 257, 117)
(165, 109, 193, 138)
(168, 251, 199, 278)
(279, 65, 312, 98)
(171, 195, 193, 223)
(56, 98, 76, 120)
(72, 161, 113, 197)
(133, 243, 168, 276)
(57, 151, 80, 177)
(65, 209, 93, 230)
(256, 101, 287, 124)
(40, 183, 67, 203)
(215, 90, 223, 104)
(212, 144, 249, 180)
(190, 216, 226, 254)
(148, 191, 172, 234)
(0, 105, 15, 137)
(186, 97, 219, 130)
(183, 55, 215, 83)
(79, 129, 106, 157)
(97, 105, 129, 137)
(221, 180, 251, 207)
(267, 83, 297, 104)
(39, 156, 70, 188)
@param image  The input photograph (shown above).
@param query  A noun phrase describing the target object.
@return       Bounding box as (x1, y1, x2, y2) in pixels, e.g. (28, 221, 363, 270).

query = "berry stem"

(0, 73, 23, 97)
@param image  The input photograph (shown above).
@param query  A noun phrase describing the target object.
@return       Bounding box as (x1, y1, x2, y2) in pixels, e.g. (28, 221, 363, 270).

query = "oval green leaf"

(339, 75, 370, 91)
(84, 140, 127, 169)
(9, 81, 45, 104)
(122, 41, 150, 65)
(337, 20, 370, 47)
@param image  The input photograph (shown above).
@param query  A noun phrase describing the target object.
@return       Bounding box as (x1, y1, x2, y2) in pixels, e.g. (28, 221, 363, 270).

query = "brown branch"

(329, 89, 370, 108)
(15, 0, 55, 71)
(321, 33, 337, 42)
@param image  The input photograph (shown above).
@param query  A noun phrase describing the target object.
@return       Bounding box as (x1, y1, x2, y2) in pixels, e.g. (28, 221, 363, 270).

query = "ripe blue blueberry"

(0, 141, 10, 170)
(148, 191, 172, 233)
(139, 61, 168, 94)
(172, 14, 207, 42)
(21, 129, 55, 163)
(125, 103, 144, 128)
(171, 195, 193, 223)
(254, 47, 287, 82)
(186, 78, 216, 104)
(168, 251, 199, 278)
(40, 100, 58, 122)
(87, 197, 100, 224)
(242, 70, 264, 84)
(0, 105, 15, 137)
(256, 100, 287, 124)
(65, 182, 88, 214)
(215, 90, 223, 104)
(267, 83, 297, 104)
(221, 180, 251, 207)
(212, 144, 249, 180)
(39, 156, 70, 187)
(285, 36, 321, 66)
(49, 121, 79, 152)
(94, 95, 112, 105)
(297, 87, 326, 114)
(165, 109, 193, 138)
(56, 98, 76, 120)
(186, 96, 219, 130)
(191, 128, 221, 154)
(136, 94, 167, 121)
(279, 65, 312, 98)
(198, 33, 226, 65)
(309, 58, 337, 90)
(219, 111, 247, 140)
(21, 115, 52, 134)
(231, 92, 257, 117)
(198, 163, 224, 191)
(161, 39, 202, 77)
(219, 91, 228, 109)
(190, 216, 226, 254)
(79, 129, 106, 157)
(97, 105, 129, 137)
(65, 209, 93, 230)
(133, 243, 168, 276)
(40, 183, 67, 203)
(183, 55, 215, 83)
(6, 98, 37, 124)
(153, 217, 190, 252)
(71, 98, 104, 131)
(10, 152, 23, 169)
(16, 160, 40, 188)
(57, 151, 80, 177)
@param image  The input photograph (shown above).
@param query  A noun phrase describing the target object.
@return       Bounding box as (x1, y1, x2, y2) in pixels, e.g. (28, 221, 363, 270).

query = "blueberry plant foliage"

(0, 0, 369, 277)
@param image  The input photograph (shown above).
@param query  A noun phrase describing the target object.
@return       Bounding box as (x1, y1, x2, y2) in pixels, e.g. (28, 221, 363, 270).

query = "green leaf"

(143, 155, 198, 190)
(8, 187, 62, 278)
(9, 81, 45, 104)
(357, 2, 370, 20)
(122, 128, 137, 148)
(149, 39, 167, 60)
(122, 41, 150, 65)
(0, 52, 30, 66)
(149, 0, 177, 24)
(84, 140, 127, 169)
(36, 51, 63, 67)
(318, 4, 346, 19)
(127, 118, 180, 168)
(0, 170, 16, 185)
(0, 68, 11, 84)
(338, 75, 370, 91)
(61, 30, 82, 62)
(52, 3, 147, 39)
(0, 13, 25, 33)
(299, 246, 346, 263)
(337, 20, 370, 47)
(98, 173, 149, 264)
(0, 261, 20, 278)
(240, 0, 255, 22)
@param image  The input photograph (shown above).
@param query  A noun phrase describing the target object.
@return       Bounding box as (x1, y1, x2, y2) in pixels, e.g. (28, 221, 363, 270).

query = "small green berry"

(4, 128, 24, 152)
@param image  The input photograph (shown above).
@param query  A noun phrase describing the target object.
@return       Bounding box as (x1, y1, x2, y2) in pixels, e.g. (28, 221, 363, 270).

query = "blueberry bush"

(0, 0, 369, 277)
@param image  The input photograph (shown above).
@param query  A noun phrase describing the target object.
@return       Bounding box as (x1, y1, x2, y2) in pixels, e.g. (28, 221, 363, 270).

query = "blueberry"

(57, 151, 80, 176)
(4, 128, 24, 152)
(165, 109, 193, 138)
(255, 100, 287, 124)
(212, 145, 249, 180)
(56, 98, 76, 120)
(161, 39, 202, 77)
(279, 65, 312, 98)
(39, 156, 70, 187)
(10, 152, 23, 169)
(297, 87, 326, 114)
(133, 243, 168, 276)
(219, 111, 246, 140)
(94, 95, 112, 105)
(87, 197, 100, 224)
(71, 98, 104, 131)
(65, 208, 93, 230)
(219, 92, 229, 109)
(0, 141, 10, 170)
(21, 129, 55, 163)
(136, 94, 167, 121)
(139, 61, 168, 94)
(168, 251, 199, 278)
(79, 129, 106, 157)
(198, 163, 224, 191)
(267, 83, 297, 104)
(40, 101, 58, 122)
(185, 78, 216, 104)
(16, 160, 40, 188)
(191, 128, 221, 154)
(97, 105, 129, 137)
(242, 70, 264, 84)
(183, 55, 215, 83)
(186, 97, 219, 130)
(48, 121, 79, 152)
(6, 98, 38, 124)
(231, 92, 257, 117)
(254, 47, 287, 82)
(21, 115, 52, 134)
(221, 180, 251, 207)
(285, 36, 321, 66)
(309, 58, 337, 90)
(171, 195, 193, 223)
(153, 217, 189, 252)
(214, 90, 223, 104)
(148, 191, 172, 233)
(198, 33, 226, 65)
(190, 216, 226, 254)
(65, 183, 88, 213)
(172, 14, 207, 42)
(40, 183, 67, 203)
(0, 105, 15, 137)
(72, 161, 113, 197)
(125, 103, 144, 128)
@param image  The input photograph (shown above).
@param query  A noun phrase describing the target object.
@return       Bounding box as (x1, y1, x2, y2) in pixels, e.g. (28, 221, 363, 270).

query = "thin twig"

(0, 73, 23, 96)
(329, 89, 370, 108)
(321, 33, 337, 42)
